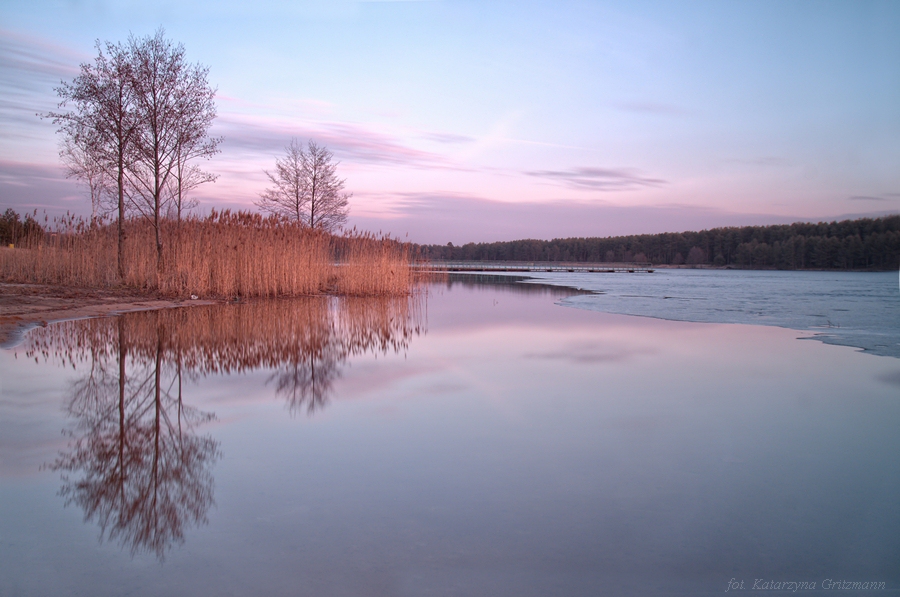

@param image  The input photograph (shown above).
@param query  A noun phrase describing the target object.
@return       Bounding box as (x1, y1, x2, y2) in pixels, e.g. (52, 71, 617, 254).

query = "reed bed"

(332, 231, 415, 296)
(0, 211, 416, 297)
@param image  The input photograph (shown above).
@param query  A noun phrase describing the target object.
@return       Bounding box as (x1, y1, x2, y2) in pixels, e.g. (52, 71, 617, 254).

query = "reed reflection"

(24, 294, 424, 557)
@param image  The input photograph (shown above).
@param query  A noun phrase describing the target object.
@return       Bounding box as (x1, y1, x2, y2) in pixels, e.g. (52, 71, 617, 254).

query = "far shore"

(0, 283, 221, 348)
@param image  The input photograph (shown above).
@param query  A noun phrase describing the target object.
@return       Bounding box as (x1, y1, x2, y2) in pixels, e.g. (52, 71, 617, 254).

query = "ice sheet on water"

(519, 269, 900, 358)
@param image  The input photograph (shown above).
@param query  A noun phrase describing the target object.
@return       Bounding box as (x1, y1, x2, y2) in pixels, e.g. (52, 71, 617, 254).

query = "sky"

(1, 0, 899, 244)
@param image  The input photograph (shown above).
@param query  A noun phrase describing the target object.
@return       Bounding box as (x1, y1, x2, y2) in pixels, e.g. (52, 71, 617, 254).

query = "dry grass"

(0, 211, 418, 297)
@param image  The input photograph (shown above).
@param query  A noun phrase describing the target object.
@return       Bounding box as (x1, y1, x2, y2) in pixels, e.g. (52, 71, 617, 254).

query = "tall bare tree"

(48, 32, 219, 279)
(47, 40, 139, 278)
(256, 139, 350, 232)
(166, 87, 222, 226)
(126, 29, 219, 275)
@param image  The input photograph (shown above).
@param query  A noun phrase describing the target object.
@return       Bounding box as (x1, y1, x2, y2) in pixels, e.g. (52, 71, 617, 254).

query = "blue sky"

(1, 0, 898, 243)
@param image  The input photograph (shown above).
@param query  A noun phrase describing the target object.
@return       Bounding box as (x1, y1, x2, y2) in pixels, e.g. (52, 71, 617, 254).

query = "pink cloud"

(525, 167, 666, 191)
(213, 113, 458, 169)
(0, 160, 81, 213)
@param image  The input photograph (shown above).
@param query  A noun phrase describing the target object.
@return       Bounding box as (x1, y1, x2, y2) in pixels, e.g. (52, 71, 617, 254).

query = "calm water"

(1, 274, 899, 596)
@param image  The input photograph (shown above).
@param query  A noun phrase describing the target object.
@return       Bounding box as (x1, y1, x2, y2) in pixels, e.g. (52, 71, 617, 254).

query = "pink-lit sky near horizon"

(1, 0, 899, 244)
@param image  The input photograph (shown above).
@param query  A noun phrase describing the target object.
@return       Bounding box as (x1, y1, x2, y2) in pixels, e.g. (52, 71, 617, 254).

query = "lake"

(1, 271, 899, 596)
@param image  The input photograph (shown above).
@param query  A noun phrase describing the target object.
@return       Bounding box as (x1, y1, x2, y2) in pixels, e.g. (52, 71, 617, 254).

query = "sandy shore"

(0, 283, 219, 348)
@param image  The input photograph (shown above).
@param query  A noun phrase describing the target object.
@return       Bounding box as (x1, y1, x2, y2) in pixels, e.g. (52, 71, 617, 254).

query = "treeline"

(417, 215, 900, 270)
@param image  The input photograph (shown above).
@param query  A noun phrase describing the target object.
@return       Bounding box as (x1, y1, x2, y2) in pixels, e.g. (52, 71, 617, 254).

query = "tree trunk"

(154, 158, 164, 284)
(117, 152, 126, 281)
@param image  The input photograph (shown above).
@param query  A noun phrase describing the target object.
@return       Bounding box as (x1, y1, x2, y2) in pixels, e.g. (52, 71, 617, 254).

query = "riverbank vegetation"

(19, 30, 398, 297)
(0, 211, 415, 297)
(418, 215, 900, 270)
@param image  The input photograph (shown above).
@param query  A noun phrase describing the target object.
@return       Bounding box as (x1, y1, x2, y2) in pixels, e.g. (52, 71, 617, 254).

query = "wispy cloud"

(525, 341, 655, 364)
(0, 30, 84, 142)
(524, 167, 665, 191)
(0, 160, 67, 184)
(0, 29, 81, 90)
(420, 131, 476, 144)
(213, 113, 461, 170)
(0, 159, 80, 211)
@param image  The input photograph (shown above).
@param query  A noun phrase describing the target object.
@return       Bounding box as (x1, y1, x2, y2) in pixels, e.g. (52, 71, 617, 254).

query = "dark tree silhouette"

(0, 209, 43, 246)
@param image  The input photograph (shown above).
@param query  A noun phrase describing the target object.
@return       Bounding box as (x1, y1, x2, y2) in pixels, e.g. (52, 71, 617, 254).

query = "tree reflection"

(46, 319, 218, 560)
(271, 349, 342, 416)
(23, 295, 424, 558)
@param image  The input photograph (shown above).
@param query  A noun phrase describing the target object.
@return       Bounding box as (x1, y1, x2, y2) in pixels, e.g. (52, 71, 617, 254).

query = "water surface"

(1, 278, 898, 596)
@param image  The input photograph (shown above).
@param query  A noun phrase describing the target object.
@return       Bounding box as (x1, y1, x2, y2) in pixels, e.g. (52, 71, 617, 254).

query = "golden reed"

(0, 211, 419, 297)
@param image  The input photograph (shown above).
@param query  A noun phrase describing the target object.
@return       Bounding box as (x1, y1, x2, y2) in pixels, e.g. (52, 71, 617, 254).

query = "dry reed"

(0, 211, 417, 297)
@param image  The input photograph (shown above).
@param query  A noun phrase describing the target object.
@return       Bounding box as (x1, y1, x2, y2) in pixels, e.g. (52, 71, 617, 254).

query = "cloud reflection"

(525, 340, 655, 364)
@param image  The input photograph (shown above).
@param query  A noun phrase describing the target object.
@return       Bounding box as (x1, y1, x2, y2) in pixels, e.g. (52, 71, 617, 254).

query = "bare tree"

(166, 96, 222, 226)
(256, 139, 350, 232)
(47, 32, 219, 278)
(305, 140, 350, 232)
(60, 137, 112, 222)
(166, 158, 215, 225)
(47, 40, 139, 278)
(256, 138, 307, 222)
(126, 29, 220, 275)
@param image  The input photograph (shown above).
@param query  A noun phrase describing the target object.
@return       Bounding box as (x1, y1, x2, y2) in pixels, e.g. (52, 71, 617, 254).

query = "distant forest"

(417, 215, 900, 270)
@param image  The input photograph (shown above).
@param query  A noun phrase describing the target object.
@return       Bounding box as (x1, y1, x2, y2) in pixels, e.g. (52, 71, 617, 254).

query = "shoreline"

(0, 283, 220, 348)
